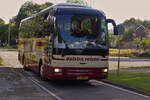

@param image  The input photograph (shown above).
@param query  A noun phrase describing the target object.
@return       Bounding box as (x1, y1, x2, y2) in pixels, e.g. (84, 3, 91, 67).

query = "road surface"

(0, 50, 150, 100)
(109, 56, 150, 68)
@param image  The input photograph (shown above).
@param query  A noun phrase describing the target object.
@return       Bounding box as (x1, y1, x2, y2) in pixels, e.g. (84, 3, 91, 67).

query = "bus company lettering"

(66, 57, 100, 61)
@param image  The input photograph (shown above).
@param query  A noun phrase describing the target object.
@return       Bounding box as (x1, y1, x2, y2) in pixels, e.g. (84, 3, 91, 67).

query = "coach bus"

(18, 3, 118, 80)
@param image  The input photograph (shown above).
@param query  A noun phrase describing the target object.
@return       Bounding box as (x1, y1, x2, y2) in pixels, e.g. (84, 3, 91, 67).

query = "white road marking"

(29, 77, 63, 100)
(91, 80, 150, 99)
(30, 77, 40, 83)
(23, 70, 34, 76)
(22, 70, 63, 100)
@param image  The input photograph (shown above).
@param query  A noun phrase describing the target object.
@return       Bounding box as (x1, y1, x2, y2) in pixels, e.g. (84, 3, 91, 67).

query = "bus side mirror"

(106, 19, 118, 35)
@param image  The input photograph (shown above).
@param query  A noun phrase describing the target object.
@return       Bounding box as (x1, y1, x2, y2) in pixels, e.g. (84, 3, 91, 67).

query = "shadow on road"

(9, 67, 99, 87)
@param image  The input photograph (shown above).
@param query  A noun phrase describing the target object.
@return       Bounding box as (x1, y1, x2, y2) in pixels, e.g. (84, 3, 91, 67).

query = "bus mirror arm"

(106, 19, 118, 35)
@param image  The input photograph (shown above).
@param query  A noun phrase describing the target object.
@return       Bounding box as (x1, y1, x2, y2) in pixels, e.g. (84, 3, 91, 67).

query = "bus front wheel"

(39, 63, 47, 80)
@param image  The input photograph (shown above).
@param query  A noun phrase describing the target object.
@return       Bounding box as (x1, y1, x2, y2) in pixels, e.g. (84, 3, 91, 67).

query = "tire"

(39, 64, 47, 81)
(22, 56, 28, 71)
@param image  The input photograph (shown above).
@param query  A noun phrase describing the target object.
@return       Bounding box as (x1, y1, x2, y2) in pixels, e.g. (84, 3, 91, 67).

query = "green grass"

(109, 49, 150, 57)
(108, 72, 150, 92)
(3, 45, 17, 49)
(109, 65, 150, 70)
(0, 56, 6, 66)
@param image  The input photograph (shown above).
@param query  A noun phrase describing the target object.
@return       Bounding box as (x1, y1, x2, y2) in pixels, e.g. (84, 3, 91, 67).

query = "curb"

(101, 79, 150, 96)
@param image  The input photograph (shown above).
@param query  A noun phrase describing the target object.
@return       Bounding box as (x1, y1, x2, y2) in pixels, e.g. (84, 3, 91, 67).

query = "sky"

(0, 0, 150, 24)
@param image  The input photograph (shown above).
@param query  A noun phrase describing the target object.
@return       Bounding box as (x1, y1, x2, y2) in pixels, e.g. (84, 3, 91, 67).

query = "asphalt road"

(0, 50, 150, 100)
(109, 56, 150, 67)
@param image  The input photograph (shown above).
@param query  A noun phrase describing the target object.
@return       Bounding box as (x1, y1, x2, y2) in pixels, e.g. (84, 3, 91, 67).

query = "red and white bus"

(18, 3, 118, 80)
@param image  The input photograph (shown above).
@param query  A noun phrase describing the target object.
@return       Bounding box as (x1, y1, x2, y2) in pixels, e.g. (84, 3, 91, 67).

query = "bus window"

(55, 14, 108, 50)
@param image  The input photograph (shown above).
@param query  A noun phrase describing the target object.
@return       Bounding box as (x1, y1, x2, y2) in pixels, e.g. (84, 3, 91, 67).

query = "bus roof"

(21, 3, 106, 23)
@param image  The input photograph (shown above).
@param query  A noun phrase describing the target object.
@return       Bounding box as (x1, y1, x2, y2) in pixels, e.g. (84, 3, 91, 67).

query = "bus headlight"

(103, 69, 108, 73)
(54, 68, 62, 73)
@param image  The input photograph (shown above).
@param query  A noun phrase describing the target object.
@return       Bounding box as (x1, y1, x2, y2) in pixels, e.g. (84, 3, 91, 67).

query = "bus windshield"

(54, 14, 108, 55)
(55, 14, 108, 49)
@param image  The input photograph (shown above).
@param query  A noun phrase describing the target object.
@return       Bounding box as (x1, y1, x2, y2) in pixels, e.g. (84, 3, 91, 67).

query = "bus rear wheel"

(23, 57, 28, 71)
(39, 64, 47, 81)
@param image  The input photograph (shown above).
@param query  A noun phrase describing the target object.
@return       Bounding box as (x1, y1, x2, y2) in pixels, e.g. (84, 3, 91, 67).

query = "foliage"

(4, 1, 53, 46)
(122, 26, 134, 41)
(0, 23, 9, 45)
(0, 18, 5, 24)
(123, 18, 143, 28)
(16, 2, 53, 29)
(109, 49, 136, 57)
(40, 2, 53, 9)
(0, 56, 6, 66)
(117, 17, 150, 49)
(134, 37, 150, 50)
(0, 1, 53, 46)
(141, 38, 150, 50)
(3, 45, 17, 49)
(109, 33, 118, 47)
(20, 12, 51, 38)
(109, 49, 150, 57)
(66, 0, 88, 5)
(134, 37, 141, 49)
(0, 19, 8, 45)
(17, 1, 53, 23)
(109, 72, 150, 92)
(16, 1, 41, 24)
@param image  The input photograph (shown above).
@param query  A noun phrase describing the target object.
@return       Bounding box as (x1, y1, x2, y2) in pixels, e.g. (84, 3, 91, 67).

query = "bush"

(110, 49, 135, 57)
(141, 38, 150, 50)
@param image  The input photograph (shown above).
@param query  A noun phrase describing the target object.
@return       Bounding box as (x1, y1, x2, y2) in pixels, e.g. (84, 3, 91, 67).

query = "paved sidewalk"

(0, 66, 52, 100)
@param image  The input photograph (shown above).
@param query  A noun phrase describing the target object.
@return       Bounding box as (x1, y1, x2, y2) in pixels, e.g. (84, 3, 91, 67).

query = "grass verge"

(108, 72, 150, 92)
(3, 45, 17, 49)
(109, 49, 150, 57)
(0, 56, 6, 66)
(109, 65, 150, 70)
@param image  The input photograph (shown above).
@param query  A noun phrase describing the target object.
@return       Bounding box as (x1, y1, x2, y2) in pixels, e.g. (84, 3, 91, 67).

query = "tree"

(9, 17, 19, 45)
(122, 26, 134, 41)
(109, 33, 118, 48)
(16, 1, 41, 26)
(40, 2, 53, 9)
(0, 23, 9, 45)
(17, 1, 53, 24)
(5, 1, 54, 46)
(0, 18, 4, 24)
(66, 0, 88, 5)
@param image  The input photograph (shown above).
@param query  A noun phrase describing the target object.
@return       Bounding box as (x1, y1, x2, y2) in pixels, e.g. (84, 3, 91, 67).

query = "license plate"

(77, 76, 88, 80)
